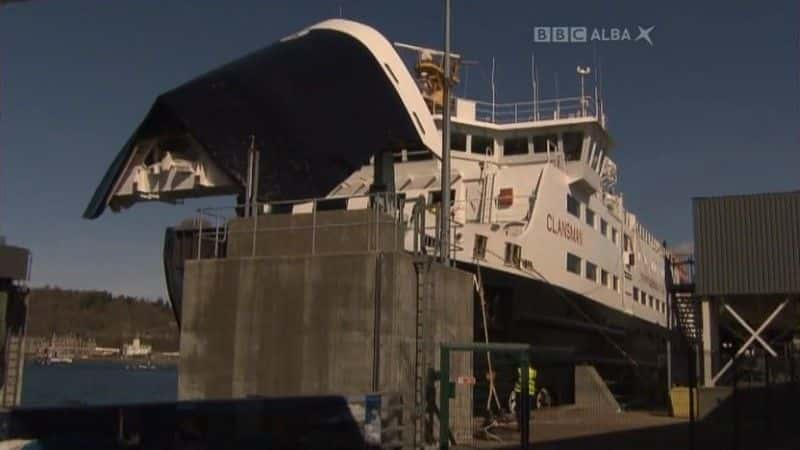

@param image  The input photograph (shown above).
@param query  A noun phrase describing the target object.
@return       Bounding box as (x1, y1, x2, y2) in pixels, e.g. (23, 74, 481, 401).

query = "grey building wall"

(693, 191, 800, 297)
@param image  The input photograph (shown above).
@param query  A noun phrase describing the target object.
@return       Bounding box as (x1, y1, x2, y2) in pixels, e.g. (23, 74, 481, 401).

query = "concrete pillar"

(701, 297, 720, 386)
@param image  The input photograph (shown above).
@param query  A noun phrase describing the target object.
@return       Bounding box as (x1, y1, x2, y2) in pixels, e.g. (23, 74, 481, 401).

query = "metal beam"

(724, 303, 778, 357)
(711, 299, 789, 385)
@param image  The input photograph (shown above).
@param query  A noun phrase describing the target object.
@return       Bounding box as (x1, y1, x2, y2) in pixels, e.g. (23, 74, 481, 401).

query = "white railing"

(190, 192, 538, 263)
(473, 96, 599, 124)
(193, 193, 433, 260)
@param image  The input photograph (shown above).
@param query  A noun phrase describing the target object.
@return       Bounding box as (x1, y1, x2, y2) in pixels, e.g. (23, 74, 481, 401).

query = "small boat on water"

(125, 357, 157, 371)
(37, 351, 73, 365)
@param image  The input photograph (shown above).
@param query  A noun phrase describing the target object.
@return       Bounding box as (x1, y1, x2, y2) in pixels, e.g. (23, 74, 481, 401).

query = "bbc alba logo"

(534, 26, 655, 46)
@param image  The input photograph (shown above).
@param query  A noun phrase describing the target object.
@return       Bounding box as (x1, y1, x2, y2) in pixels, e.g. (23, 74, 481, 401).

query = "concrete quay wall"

(178, 215, 473, 441)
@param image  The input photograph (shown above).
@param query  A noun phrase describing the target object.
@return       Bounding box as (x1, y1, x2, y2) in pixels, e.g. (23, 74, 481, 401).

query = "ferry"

(83, 18, 674, 409)
(326, 47, 672, 407)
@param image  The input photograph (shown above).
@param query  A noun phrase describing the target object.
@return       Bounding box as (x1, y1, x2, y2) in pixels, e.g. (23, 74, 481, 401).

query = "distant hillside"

(27, 286, 179, 351)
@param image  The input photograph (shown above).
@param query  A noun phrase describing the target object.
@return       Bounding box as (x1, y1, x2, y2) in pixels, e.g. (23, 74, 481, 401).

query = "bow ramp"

(84, 19, 440, 219)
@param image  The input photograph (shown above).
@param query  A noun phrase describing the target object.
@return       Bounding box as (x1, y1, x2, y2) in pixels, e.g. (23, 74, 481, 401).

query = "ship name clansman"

(546, 214, 583, 245)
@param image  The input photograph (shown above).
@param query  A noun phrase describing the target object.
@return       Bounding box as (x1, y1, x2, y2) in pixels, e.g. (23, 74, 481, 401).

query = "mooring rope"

(473, 262, 504, 415)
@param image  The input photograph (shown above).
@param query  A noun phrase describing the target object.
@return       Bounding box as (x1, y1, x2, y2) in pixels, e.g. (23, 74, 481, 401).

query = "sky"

(0, 0, 797, 300)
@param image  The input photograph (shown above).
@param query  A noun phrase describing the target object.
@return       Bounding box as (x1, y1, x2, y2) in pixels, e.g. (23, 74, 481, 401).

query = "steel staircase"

(667, 256, 699, 344)
(673, 296, 701, 344)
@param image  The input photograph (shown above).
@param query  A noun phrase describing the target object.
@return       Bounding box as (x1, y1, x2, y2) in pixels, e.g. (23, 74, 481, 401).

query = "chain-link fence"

(439, 343, 530, 450)
(450, 351, 521, 448)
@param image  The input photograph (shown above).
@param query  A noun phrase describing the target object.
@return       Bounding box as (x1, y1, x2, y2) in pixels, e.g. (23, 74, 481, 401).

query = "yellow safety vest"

(514, 366, 537, 394)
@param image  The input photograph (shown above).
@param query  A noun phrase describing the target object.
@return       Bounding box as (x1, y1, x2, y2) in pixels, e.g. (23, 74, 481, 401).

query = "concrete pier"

(177, 209, 473, 443)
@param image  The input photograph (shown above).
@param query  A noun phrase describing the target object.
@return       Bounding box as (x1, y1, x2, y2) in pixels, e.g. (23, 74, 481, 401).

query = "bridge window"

(503, 136, 529, 156)
(613, 275, 620, 292)
(451, 132, 467, 151)
(563, 132, 583, 161)
(566, 253, 581, 275)
(601, 269, 609, 287)
(641, 290, 648, 305)
(533, 134, 557, 154)
(471, 135, 494, 155)
(633, 287, 639, 302)
(611, 227, 618, 245)
(600, 218, 608, 237)
(429, 189, 456, 206)
(567, 194, 580, 218)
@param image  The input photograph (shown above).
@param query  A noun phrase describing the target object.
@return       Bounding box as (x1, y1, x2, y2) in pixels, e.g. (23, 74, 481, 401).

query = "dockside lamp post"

(440, 0, 452, 265)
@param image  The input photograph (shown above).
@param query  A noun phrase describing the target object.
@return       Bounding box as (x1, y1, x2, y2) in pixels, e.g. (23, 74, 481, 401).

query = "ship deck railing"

(191, 191, 538, 261)
(192, 192, 435, 260)
(470, 95, 604, 125)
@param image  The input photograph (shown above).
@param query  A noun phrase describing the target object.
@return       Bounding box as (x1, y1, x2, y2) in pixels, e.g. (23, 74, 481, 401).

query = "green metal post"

(439, 347, 450, 450)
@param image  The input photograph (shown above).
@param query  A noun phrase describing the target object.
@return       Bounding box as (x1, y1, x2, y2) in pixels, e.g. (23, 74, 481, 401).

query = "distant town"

(25, 286, 179, 363)
(26, 334, 179, 365)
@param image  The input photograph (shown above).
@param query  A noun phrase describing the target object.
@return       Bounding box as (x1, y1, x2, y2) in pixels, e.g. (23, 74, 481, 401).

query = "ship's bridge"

(433, 95, 615, 196)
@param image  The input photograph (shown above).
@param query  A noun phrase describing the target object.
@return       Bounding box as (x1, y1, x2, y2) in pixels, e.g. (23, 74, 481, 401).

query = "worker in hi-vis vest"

(514, 364, 537, 424)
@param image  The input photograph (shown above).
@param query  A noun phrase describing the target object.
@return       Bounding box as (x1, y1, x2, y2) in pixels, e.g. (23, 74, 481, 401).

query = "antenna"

(338, 5, 343, 17)
(491, 57, 496, 122)
(554, 72, 559, 118)
(577, 66, 591, 116)
(597, 57, 605, 124)
(592, 44, 599, 117)
(535, 65, 540, 120)
(459, 60, 479, 98)
(463, 62, 470, 97)
(531, 53, 537, 120)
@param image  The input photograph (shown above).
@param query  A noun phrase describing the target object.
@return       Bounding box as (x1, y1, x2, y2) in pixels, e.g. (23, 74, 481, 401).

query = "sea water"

(21, 360, 177, 407)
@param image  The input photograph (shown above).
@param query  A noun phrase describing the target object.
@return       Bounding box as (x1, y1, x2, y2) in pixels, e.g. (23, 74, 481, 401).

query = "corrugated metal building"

(693, 190, 800, 297)
(0, 244, 30, 281)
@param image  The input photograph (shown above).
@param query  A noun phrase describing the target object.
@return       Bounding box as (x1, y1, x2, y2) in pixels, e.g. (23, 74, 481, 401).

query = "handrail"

(473, 95, 599, 124)
(191, 191, 540, 262)
(192, 192, 432, 260)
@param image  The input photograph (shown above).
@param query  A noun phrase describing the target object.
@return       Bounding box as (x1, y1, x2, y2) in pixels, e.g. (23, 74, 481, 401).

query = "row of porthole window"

(567, 252, 668, 317)
(566, 253, 620, 292)
(632, 286, 667, 316)
(567, 194, 619, 245)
